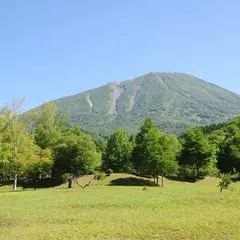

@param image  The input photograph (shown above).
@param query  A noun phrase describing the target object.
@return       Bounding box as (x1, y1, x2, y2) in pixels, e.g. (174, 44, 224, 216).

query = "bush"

(218, 174, 232, 192)
(177, 166, 198, 179)
(105, 168, 113, 176)
(94, 172, 106, 181)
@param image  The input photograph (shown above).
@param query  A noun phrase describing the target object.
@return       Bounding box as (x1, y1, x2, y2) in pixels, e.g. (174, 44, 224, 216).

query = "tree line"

(0, 101, 240, 190)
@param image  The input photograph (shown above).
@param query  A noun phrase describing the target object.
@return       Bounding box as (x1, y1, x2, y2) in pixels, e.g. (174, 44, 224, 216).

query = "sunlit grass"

(0, 175, 240, 240)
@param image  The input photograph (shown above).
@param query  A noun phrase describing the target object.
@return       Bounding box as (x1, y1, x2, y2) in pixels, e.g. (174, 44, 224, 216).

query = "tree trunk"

(13, 174, 18, 191)
(34, 174, 38, 190)
(68, 179, 73, 188)
(161, 175, 164, 188)
(220, 187, 223, 192)
(156, 176, 159, 186)
(153, 177, 156, 185)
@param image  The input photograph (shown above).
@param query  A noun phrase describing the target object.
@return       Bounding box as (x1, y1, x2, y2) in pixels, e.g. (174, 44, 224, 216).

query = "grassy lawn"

(0, 174, 240, 240)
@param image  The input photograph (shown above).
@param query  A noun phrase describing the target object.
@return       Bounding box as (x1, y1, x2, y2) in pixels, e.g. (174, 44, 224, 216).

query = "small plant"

(218, 174, 232, 192)
(142, 186, 148, 191)
(94, 172, 106, 181)
(105, 168, 113, 176)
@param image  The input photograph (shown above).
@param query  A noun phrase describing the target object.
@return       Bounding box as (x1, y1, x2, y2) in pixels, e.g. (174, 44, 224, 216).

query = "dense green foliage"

(53, 133, 101, 177)
(132, 118, 180, 186)
(179, 128, 217, 177)
(2, 97, 240, 190)
(103, 129, 132, 173)
(51, 72, 240, 136)
(0, 102, 101, 189)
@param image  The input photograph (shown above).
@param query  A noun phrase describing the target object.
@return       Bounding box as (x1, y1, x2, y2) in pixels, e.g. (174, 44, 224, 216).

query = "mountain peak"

(52, 73, 240, 136)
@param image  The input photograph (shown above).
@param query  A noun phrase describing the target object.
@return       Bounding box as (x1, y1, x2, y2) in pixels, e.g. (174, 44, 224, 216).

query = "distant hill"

(50, 72, 240, 136)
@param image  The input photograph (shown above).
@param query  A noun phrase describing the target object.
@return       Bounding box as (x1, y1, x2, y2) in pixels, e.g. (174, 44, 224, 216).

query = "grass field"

(0, 174, 240, 240)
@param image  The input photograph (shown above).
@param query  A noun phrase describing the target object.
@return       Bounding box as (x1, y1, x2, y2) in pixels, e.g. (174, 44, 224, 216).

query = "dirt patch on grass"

(0, 218, 18, 230)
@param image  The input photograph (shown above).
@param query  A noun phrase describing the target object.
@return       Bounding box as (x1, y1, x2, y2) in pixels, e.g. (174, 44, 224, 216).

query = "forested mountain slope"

(52, 72, 240, 136)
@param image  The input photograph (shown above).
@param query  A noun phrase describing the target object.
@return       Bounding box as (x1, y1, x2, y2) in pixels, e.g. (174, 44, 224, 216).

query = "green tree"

(132, 119, 180, 186)
(103, 129, 132, 173)
(33, 102, 66, 149)
(132, 118, 162, 180)
(0, 103, 48, 190)
(214, 124, 240, 174)
(218, 173, 232, 192)
(94, 138, 107, 155)
(156, 135, 181, 186)
(0, 105, 29, 190)
(229, 134, 240, 175)
(179, 128, 217, 177)
(53, 132, 101, 177)
(23, 147, 53, 183)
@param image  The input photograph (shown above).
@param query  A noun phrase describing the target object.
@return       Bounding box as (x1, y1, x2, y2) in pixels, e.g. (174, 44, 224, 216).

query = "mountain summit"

(53, 72, 240, 136)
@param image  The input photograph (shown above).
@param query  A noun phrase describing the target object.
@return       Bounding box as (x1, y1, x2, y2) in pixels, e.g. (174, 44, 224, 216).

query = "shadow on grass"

(231, 176, 240, 182)
(22, 178, 62, 189)
(0, 178, 62, 190)
(166, 176, 204, 183)
(0, 180, 13, 187)
(109, 177, 156, 186)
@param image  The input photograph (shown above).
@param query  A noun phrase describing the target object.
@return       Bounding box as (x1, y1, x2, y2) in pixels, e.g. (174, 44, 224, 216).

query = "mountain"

(53, 72, 240, 136)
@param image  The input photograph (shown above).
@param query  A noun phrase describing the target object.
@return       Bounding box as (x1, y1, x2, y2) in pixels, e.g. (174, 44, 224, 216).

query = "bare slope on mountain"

(54, 72, 240, 136)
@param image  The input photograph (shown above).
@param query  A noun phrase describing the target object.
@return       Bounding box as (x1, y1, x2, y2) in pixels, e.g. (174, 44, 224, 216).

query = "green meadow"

(1, 174, 240, 240)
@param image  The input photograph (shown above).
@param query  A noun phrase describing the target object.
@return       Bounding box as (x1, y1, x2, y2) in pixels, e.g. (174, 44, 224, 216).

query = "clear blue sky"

(0, 0, 240, 111)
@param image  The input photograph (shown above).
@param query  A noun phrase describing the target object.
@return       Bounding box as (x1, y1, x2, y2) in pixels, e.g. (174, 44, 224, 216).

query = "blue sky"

(0, 0, 240, 111)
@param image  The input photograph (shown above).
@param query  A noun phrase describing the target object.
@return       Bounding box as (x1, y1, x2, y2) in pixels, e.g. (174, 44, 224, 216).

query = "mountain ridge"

(49, 72, 240, 136)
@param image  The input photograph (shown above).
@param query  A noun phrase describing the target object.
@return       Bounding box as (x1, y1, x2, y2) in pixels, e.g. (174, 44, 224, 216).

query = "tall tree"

(179, 128, 217, 177)
(156, 135, 181, 186)
(33, 102, 66, 149)
(132, 119, 180, 186)
(229, 133, 240, 175)
(103, 129, 132, 173)
(0, 104, 27, 189)
(0, 102, 46, 190)
(132, 118, 162, 181)
(210, 124, 240, 174)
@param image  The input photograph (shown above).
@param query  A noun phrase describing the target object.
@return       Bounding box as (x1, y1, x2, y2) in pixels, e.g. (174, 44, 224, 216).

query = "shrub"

(218, 174, 232, 192)
(94, 172, 106, 181)
(177, 165, 197, 179)
(105, 168, 113, 176)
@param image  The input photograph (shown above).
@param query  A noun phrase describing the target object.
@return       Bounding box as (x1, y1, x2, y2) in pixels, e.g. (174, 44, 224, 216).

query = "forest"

(0, 101, 240, 190)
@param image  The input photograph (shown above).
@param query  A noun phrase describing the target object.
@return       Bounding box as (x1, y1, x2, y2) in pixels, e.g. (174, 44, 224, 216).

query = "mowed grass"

(0, 174, 240, 240)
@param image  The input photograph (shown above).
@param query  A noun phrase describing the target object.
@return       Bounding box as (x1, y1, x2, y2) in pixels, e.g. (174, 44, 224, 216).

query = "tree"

(103, 129, 132, 173)
(156, 135, 181, 187)
(214, 124, 240, 174)
(33, 102, 66, 149)
(23, 147, 53, 187)
(179, 128, 216, 177)
(228, 133, 240, 175)
(132, 119, 162, 180)
(0, 104, 30, 190)
(53, 132, 101, 177)
(132, 119, 180, 186)
(0, 101, 54, 190)
(218, 174, 232, 192)
(94, 137, 107, 155)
